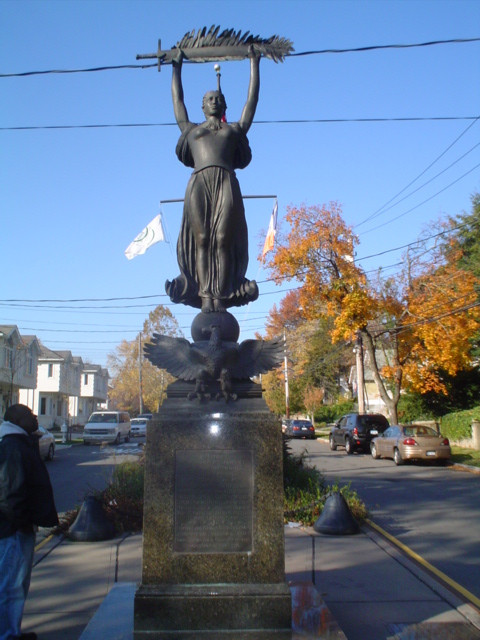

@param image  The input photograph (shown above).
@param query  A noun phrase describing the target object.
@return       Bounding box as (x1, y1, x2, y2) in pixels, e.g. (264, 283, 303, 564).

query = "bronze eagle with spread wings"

(144, 326, 283, 401)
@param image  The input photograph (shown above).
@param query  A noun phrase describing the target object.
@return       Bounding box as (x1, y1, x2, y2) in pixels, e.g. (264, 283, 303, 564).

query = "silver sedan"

(37, 425, 55, 461)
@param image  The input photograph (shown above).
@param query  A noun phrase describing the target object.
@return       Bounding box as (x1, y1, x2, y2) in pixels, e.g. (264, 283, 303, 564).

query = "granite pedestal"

(134, 387, 292, 638)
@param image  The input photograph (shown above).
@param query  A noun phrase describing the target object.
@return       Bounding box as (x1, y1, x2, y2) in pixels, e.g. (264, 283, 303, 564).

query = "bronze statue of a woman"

(166, 47, 261, 313)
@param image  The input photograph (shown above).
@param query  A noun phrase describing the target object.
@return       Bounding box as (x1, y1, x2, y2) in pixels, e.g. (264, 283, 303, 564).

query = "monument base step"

(134, 582, 292, 637)
(79, 581, 346, 639)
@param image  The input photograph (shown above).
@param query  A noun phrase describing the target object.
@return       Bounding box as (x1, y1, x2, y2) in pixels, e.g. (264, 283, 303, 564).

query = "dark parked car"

(329, 413, 389, 454)
(371, 424, 451, 466)
(285, 419, 316, 439)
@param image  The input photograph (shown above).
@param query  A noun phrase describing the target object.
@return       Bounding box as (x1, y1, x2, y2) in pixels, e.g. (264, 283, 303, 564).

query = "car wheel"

(329, 435, 337, 451)
(46, 443, 55, 461)
(345, 438, 354, 455)
(125, 432, 130, 443)
(371, 443, 379, 459)
(394, 448, 404, 466)
(114, 433, 121, 445)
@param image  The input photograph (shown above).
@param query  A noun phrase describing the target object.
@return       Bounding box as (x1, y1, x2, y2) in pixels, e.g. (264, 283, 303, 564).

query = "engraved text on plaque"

(174, 449, 253, 553)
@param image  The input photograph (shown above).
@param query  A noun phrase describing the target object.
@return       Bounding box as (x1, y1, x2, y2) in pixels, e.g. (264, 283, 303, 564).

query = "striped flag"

(262, 199, 278, 259)
(125, 213, 165, 260)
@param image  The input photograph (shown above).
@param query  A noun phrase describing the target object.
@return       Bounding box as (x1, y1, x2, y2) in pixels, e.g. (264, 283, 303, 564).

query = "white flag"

(125, 214, 165, 260)
(262, 199, 278, 259)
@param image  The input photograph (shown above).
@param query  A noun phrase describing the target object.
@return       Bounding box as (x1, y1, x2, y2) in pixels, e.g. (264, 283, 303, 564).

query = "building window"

(40, 397, 47, 415)
(48, 364, 53, 377)
(27, 350, 34, 375)
(84, 374, 89, 385)
(5, 347, 13, 370)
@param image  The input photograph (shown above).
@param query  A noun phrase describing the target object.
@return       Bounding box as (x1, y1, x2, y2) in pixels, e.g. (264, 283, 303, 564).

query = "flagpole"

(159, 195, 277, 204)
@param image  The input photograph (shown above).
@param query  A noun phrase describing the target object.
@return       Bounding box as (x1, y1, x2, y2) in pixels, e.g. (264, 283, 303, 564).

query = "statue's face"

(202, 91, 226, 118)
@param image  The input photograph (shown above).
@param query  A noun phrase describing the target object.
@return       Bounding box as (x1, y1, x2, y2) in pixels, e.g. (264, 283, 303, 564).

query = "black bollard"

(313, 492, 360, 535)
(68, 495, 115, 541)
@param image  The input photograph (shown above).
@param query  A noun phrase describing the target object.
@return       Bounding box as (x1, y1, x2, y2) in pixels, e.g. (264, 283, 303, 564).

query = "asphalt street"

(47, 439, 144, 513)
(288, 436, 480, 604)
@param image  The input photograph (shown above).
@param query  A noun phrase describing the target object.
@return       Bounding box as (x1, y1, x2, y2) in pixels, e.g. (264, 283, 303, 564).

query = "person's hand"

(172, 48, 184, 67)
(247, 44, 261, 61)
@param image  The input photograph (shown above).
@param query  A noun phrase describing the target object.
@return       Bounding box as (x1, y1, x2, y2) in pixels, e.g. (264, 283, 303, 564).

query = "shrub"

(93, 439, 367, 532)
(440, 407, 480, 441)
(313, 401, 355, 425)
(283, 436, 367, 526)
(398, 393, 436, 422)
(98, 460, 144, 532)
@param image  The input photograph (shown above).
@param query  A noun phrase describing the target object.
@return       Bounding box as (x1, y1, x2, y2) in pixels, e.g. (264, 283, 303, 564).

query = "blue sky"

(1, 0, 479, 368)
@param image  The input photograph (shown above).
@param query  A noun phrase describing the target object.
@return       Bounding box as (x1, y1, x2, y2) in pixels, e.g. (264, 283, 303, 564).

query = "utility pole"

(138, 333, 144, 414)
(355, 331, 365, 414)
(284, 330, 290, 418)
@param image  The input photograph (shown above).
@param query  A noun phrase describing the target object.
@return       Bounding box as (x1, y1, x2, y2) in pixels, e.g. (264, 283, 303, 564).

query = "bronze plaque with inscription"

(174, 449, 253, 553)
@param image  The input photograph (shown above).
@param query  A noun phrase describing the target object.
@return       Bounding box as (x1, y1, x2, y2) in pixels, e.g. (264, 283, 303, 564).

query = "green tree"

(454, 193, 480, 358)
(261, 291, 352, 415)
(107, 306, 182, 413)
(456, 193, 480, 279)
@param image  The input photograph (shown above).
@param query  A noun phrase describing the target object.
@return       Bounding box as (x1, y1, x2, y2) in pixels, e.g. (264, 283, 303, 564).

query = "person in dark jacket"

(0, 404, 58, 640)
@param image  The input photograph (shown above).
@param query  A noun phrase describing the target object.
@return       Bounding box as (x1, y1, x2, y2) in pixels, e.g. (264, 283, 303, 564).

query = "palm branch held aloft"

(165, 47, 261, 313)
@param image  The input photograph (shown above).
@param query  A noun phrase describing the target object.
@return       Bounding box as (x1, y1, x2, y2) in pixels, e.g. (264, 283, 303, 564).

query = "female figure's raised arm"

(171, 50, 190, 133)
(238, 47, 260, 134)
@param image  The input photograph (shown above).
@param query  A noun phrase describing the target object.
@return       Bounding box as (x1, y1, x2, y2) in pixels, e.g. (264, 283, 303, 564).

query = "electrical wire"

(2, 36, 479, 78)
(1, 116, 477, 132)
(355, 118, 480, 229)
(0, 221, 473, 326)
(360, 161, 480, 235)
(376, 300, 480, 337)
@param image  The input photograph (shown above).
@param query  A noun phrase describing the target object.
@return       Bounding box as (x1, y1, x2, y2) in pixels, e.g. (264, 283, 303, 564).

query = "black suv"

(329, 413, 389, 454)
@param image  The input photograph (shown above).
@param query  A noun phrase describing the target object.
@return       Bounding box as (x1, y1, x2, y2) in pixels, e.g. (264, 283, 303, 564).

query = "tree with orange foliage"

(107, 306, 181, 414)
(265, 203, 480, 423)
(262, 289, 353, 415)
(303, 386, 325, 423)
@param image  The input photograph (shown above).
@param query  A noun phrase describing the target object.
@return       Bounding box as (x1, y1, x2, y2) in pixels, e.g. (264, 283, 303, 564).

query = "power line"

(257, 219, 477, 285)
(289, 37, 480, 56)
(355, 116, 480, 228)
(360, 161, 480, 235)
(364, 141, 480, 221)
(0, 222, 471, 320)
(1, 116, 478, 132)
(356, 219, 478, 262)
(0, 221, 474, 312)
(377, 300, 480, 336)
(2, 36, 479, 78)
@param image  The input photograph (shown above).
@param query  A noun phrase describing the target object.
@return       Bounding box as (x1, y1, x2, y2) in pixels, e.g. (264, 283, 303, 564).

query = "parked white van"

(82, 411, 131, 445)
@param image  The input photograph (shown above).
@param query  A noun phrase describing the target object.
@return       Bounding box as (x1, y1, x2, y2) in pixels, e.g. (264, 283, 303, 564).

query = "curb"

(363, 519, 480, 631)
(449, 461, 480, 474)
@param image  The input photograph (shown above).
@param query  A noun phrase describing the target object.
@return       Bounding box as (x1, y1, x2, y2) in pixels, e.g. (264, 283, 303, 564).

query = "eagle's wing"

(229, 338, 284, 379)
(143, 333, 206, 381)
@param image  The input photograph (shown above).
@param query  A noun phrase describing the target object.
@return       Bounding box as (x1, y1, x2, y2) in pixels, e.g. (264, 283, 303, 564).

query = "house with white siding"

(19, 345, 80, 428)
(349, 348, 390, 416)
(75, 364, 109, 425)
(0, 326, 41, 418)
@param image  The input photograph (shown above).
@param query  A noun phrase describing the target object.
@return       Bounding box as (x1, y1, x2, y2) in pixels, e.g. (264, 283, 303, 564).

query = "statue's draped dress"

(166, 122, 259, 309)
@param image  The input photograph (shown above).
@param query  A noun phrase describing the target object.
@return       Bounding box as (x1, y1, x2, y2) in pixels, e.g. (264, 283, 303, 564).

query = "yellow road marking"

(366, 518, 480, 610)
(35, 533, 53, 552)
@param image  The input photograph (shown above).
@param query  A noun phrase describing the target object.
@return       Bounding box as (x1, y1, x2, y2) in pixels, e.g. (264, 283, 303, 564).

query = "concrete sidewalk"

(23, 525, 480, 640)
